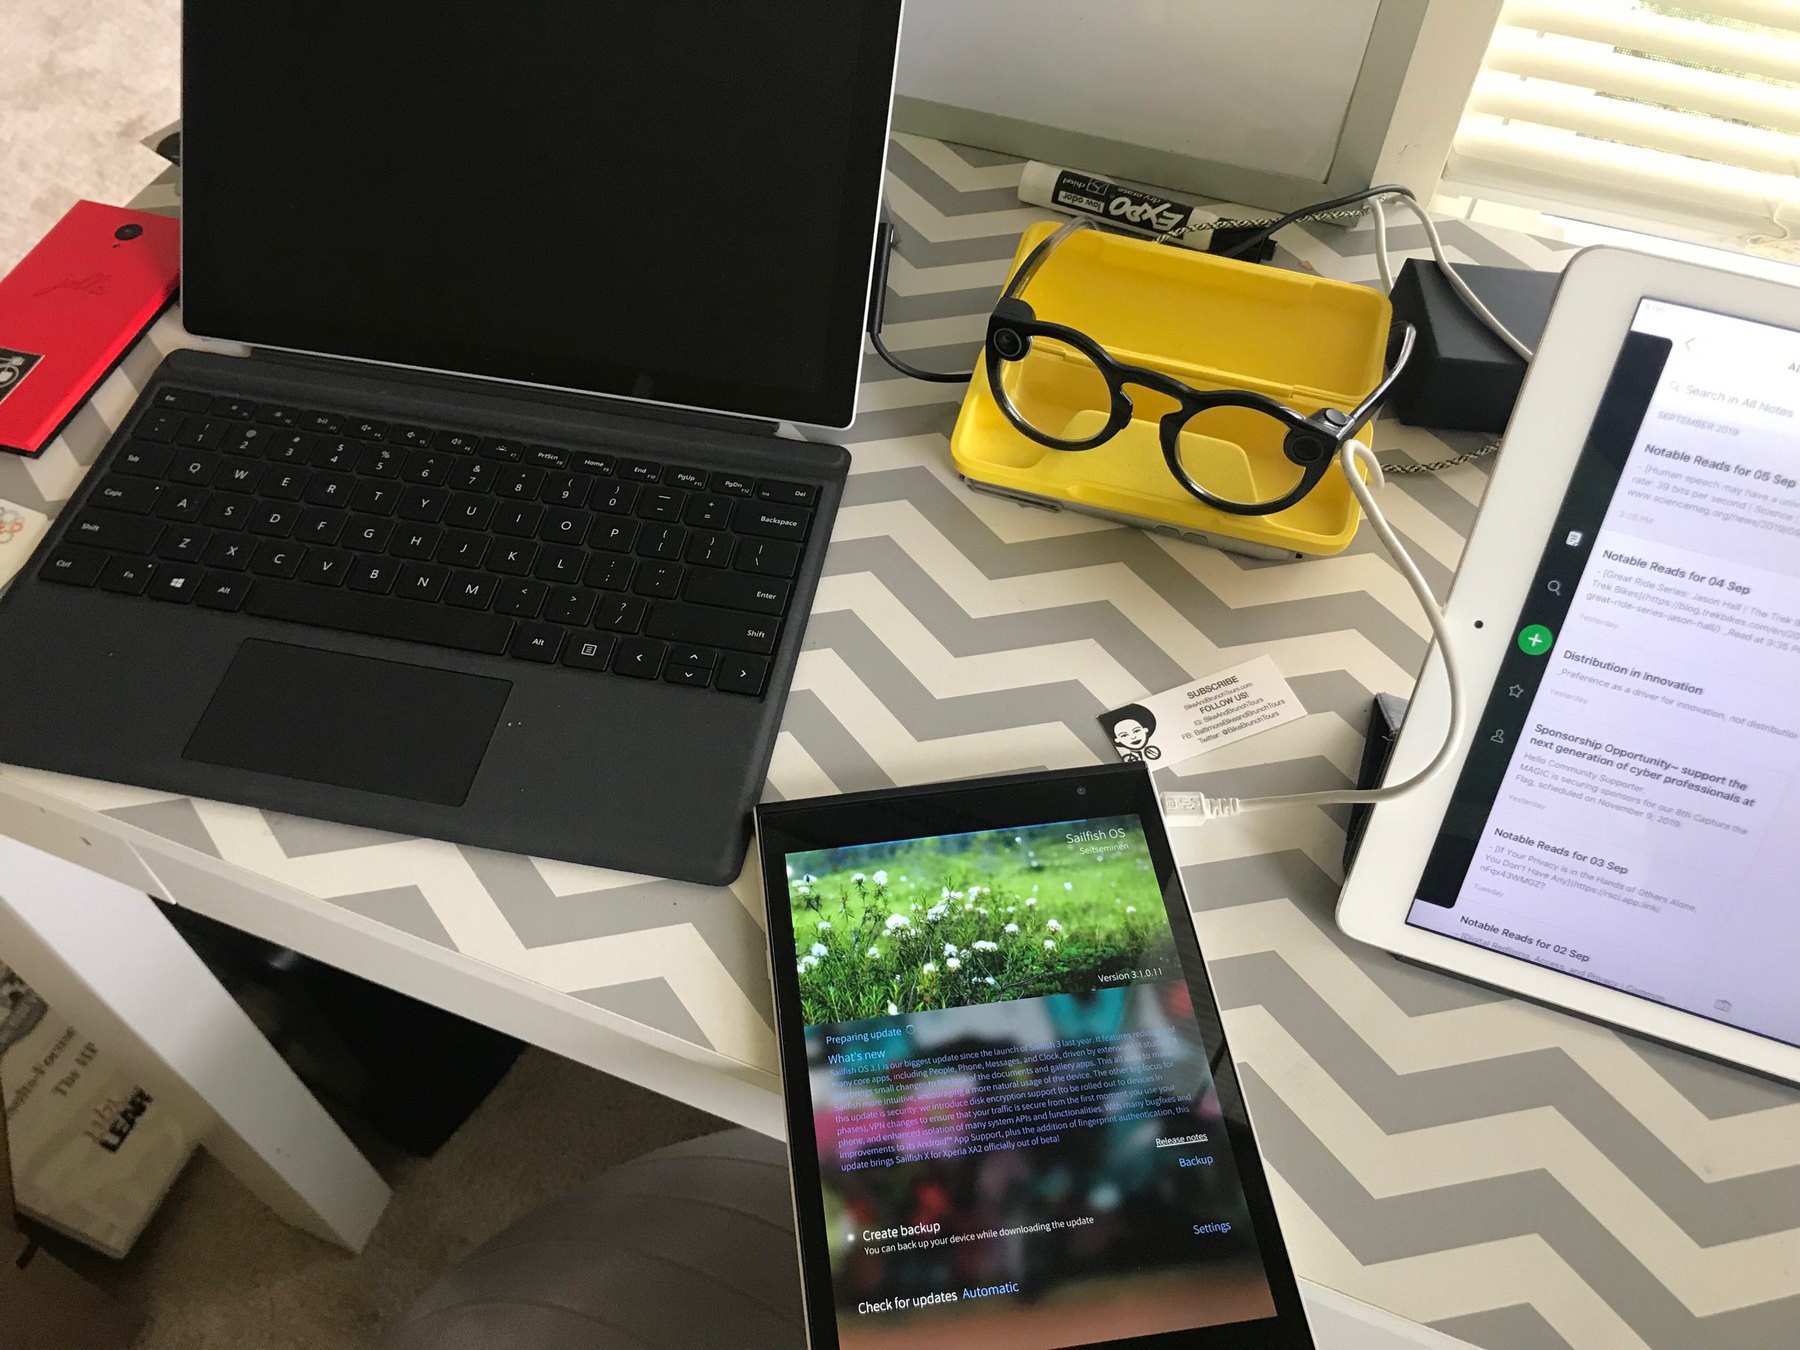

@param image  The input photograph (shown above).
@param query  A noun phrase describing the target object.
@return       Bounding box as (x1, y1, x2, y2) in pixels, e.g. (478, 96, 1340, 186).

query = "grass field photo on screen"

(786, 816, 1175, 1023)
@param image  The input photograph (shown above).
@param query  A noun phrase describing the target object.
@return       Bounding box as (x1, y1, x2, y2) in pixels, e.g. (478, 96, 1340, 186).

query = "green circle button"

(1517, 624, 1555, 657)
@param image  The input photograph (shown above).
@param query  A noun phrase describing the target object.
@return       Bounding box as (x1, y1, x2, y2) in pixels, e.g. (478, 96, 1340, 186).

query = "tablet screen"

(1409, 298, 1800, 1049)
(763, 775, 1307, 1349)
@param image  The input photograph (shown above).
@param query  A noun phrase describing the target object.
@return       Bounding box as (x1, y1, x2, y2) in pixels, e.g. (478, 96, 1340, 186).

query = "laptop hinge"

(248, 347, 783, 439)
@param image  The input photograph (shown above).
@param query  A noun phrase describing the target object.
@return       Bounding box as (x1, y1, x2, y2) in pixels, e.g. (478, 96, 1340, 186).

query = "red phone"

(0, 201, 181, 457)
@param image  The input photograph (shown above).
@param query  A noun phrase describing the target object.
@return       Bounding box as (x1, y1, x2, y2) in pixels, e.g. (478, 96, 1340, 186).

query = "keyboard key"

(251, 540, 306, 579)
(537, 508, 589, 545)
(733, 500, 810, 543)
(213, 397, 257, 420)
(495, 579, 548, 617)
(218, 461, 266, 494)
(158, 488, 209, 524)
(396, 561, 449, 602)
(68, 509, 162, 555)
(636, 488, 685, 523)
(93, 476, 163, 515)
(495, 465, 546, 500)
(590, 519, 638, 553)
(445, 571, 496, 610)
(223, 425, 273, 456)
(157, 527, 211, 563)
(646, 603, 778, 654)
(153, 388, 210, 413)
(685, 570, 790, 615)
(543, 586, 596, 626)
(358, 445, 404, 478)
(297, 508, 348, 545)
(637, 524, 686, 561)
(436, 530, 490, 569)
(572, 451, 616, 476)
(664, 663, 712, 689)
(263, 467, 311, 501)
(345, 516, 394, 552)
(631, 561, 684, 599)
(593, 481, 639, 515)
(594, 595, 648, 633)
(666, 467, 708, 491)
(311, 438, 359, 471)
(177, 417, 225, 450)
(524, 445, 569, 470)
(480, 438, 526, 461)
(201, 497, 250, 531)
(298, 547, 353, 586)
(684, 494, 733, 529)
(147, 561, 203, 602)
(716, 654, 770, 697)
(445, 492, 495, 530)
(613, 637, 665, 679)
(510, 623, 565, 663)
(618, 459, 663, 484)
(255, 405, 298, 428)
(301, 411, 344, 434)
(169, 452, 220, 485)
(667, 643, 718, 668)
(540, 472, 592, 508)
(203, 533, 254, 571)
(347, 557, 401, 594)
(117, 442, 174, 477)
(488, 541, 537, 576)
(351, 480, 400, 514)
(562, 634, 616, 672)
(452, 459, 498, 493)
(758, 479, 818, 507)
(196, 571, 251, 611)
(303, 473, 355, 509)
(710, 471, 755, 497)
(263, 432, 317, 465)
(390, 424, 436, 448)
(397, 486, 449, 522)
(245, 579, 514, 655)
(532, 544, 585, 584)
(735, 537, 801, 578)
(250, 502, 299, 537)
(392, 526, 443, 560)
(40, 544, 107, 587)
(436, 430, 481, 455)
(493, 502, 543, 537)
(403, 450, 453, 485)
(347, 417, 390, 441)
(583, 553, 633, 591)
(686, 529, 732, 568)
(134, 408, 185, 442)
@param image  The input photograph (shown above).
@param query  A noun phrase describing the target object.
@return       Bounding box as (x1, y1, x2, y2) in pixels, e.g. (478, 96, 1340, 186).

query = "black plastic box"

(1388, 258, 1560, 434)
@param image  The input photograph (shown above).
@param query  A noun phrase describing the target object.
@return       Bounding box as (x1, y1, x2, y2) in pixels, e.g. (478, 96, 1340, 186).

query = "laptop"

(0, 1, 905, 885)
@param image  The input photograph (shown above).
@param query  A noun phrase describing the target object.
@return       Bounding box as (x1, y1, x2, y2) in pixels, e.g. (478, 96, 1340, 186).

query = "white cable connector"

(1179, 440, 1468, 822)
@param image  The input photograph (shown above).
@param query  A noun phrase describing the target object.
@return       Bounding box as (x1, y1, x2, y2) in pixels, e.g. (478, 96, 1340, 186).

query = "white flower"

(887, 1001, 899, 1015)
(1007, 906, 1016, 913)
(1026, 897, 1037, 907)
(940, 887, 954, 901)
(1015, 836, 1023, 844)
(973, 940, 999, 952)
(1126, 906, 1137, 914)
(946, 957, 961, 971)
(963, 903, 973, 912)
(984, 976, 997, 986)
(811, 943, 828, 957)
(796, 959, 808, 973)
(1046, 919, 1063, 932)
(1004, 923, 1020, 934)
(926, 902, 949, 921)
(818, 920, 831, 929)
(884, 913, 911, 931)
(795, 883, 811, 897)
(922, 961, 938, 976)
(852, 872, 865, 884)
(873, 870, 888, 886)
(867, 945, 881, 959)
(1043, 939, 1057, 950)
(943, 943, 959, 958)
(1063, 882, 1074, 892)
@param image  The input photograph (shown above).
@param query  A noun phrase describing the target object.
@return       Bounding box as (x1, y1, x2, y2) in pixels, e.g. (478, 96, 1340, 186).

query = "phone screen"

(763, 775, 1308, 1350)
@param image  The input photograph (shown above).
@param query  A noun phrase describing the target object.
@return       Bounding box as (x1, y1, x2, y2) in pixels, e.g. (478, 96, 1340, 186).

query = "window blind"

(1444, 0, 1800, 241)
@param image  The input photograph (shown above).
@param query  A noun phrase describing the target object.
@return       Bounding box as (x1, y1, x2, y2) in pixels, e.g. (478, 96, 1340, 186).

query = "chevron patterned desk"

(2, 137, 1797, 1347)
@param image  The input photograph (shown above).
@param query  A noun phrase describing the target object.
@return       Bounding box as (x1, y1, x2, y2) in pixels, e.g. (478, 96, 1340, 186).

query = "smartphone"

(0, 201, 181, 457)
(756, 764, 1314, 1350)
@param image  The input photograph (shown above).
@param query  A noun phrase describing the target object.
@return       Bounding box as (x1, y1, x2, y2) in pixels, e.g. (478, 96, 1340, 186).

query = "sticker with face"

(1099, 703, 1161, 762)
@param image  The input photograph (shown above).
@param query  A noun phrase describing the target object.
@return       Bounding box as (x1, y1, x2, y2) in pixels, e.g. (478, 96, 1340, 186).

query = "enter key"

(685, 570, 791, 615)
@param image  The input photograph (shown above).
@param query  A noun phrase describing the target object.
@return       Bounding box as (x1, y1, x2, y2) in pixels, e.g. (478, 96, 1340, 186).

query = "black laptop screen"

(181, 1, 901, 428)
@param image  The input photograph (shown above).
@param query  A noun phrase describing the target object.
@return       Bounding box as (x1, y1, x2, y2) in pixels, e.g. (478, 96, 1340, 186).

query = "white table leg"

(0, 835, 389, 1251)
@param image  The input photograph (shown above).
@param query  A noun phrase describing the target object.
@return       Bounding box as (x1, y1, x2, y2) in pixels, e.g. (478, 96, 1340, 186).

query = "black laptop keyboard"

(36, 388, 827, 696)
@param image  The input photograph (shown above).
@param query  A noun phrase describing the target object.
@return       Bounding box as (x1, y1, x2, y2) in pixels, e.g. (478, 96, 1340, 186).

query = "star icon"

(1507, 683, 1525, 698)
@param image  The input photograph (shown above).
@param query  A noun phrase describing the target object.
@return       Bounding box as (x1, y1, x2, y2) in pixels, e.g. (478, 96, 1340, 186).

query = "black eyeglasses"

(984, 220, 1416, 517)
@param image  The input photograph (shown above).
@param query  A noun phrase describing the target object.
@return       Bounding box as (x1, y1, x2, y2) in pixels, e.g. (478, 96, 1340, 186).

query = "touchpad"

(184, 640, 511, 806)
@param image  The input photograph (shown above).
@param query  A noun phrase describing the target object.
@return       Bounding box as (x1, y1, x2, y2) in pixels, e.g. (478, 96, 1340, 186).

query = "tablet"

(1339, 246, 1800, 1084)
(757, 764, 1313, 1350)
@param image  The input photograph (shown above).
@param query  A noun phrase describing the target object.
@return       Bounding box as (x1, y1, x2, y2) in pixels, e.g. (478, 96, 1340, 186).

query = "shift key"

(67, 508, 163, 555)
(646, 602, 779, 654)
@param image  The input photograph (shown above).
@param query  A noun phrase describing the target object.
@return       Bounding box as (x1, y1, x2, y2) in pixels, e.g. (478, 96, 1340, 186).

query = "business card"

(1098, 655, 1304, 768)
(0, 498, 49, 589)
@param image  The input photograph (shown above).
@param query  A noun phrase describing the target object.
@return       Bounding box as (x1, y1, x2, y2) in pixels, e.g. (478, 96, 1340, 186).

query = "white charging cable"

(1371, 194, 1535, 361)
(1184, 440, 1468, 822)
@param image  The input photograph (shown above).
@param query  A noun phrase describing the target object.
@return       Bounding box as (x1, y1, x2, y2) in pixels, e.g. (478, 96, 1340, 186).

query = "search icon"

(1547, 580, 1563, 596)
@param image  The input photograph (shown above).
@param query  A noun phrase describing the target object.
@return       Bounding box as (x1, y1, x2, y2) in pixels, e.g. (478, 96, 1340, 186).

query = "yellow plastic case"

(950, 223, 1392, 558)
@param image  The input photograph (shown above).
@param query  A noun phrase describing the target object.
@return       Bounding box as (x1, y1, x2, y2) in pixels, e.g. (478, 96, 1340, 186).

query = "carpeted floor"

(4, 7, 730, 1346)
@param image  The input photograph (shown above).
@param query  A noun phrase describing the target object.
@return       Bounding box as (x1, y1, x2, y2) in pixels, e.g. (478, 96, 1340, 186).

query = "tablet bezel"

(1337, 245, 1800, 1085)
(757, 763, 1315, 1350)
